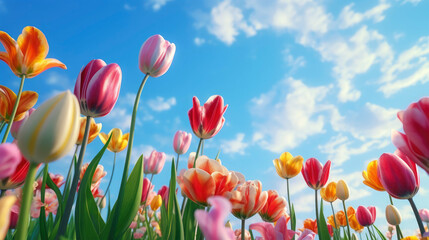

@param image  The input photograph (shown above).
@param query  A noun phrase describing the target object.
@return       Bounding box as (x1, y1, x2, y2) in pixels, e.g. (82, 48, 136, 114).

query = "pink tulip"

(249, 216, 296, 240)
(356, 206, 376, 227)
(297, 229, 316, 240)
(157, 185, 169, 208)
(392, 97, 429, 174)
(0, 143, 21, 179)
(74, 59, 122, 117)
(188, 95, 228, 139)
(173, 130, 192, 155)
(80, 163, 107, 184)
(301, 158, 331, 190)
(233, 230, 251, 240)
(195, 196, 235, 240)
(139, 34, 175, 78)
(129, 221, 137, 229)
(30, 189, 59, 218)
(141, 177, 155, 204)
(133, 227, 146, 239)
(36, 173, 64, 190)
(144, 150, 166, 174)
(419, 209, 429, 222)
(10, 108, 35, 139)
(377, 151, 419, 199)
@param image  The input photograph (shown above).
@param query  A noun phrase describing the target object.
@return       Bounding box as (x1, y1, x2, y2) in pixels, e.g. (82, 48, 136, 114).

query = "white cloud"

(394, 32, 404, 40)
(45, 72, 71, 89)
(220, 133, 249, 155)
(283, 49, 306, 73)
(124, 4, 134, 11)
(337, 2, 391, 29)
(251, 78, 333, 152)
(103, 107, 133, 130)
(146, 0, 173, 11)
(194, 37, 205, 46)
(147, 97, 176, 112)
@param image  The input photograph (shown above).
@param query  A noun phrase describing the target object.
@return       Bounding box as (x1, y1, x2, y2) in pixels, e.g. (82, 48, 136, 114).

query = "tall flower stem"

(15, 162, 38, 240)
(330, 202, 338, 229)
(192, 138, 203, 167)
(408, 197, 426, 236)
(101, 152, 117, 204)
(2, 75, 25, 143)
(57, 116, 92, 238)
(175, 153, 180, 171)
(286, 178, 292, 217)
(0, 121, 6, 134)
(342, 200, 352, 240)
(315, 190, 320, 235)
(110, 74, 149, 239)
(241, 219, 246, 240)
(63, 145, 79, 195)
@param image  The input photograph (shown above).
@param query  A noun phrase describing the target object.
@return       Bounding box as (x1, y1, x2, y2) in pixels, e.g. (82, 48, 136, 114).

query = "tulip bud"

(150, 195, 162, 211)
(385, 205, 402, 226)
(17, 91, 80, 163)
(320, 182, 337, 203)
(97, 197, 106, 209)
(144, 150, 166, 174)
(352, 233, 358, 240)
(0, 143, 21, 179)
(336, 179, 350, 201)
(0, 195, 17, 239)
(173, 130, 192, 155)
(139, 34, 176, 78)
(225, 221, 232, 229)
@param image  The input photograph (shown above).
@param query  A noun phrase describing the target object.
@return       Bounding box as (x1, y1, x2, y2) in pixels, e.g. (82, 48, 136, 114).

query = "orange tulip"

(259, 190, 288, 222)
(320, 181, 337, 203)
(273, 152, 304, 179)
(230, 180, 268, 220)
(362, 160, 385, 191)
(0, 26, 66, 78)
(335, 210, 347, 227)
(401, 237, 419, 240)
(99, 128, 129, 153)
(177, 156, 241, 206)
(76, 117, 102, 145)
(328, 215, 339, 229)
(299, 218, 317, 234)
(0, 85, 37, 123)
(348, 210, 364, 232)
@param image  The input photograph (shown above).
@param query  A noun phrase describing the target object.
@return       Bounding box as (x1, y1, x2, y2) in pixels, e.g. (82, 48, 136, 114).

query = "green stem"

(367, 226, 375, 240)
(63, 145, 79, 195)
(286, 178, 295, 240)
(241, 219, 245, 240)
(388, 195, 404, 240)
(56, 116, 92, 238)
(408, 197, 426, 236)
(15, 162, 38, 240)
(315, 190, 320, 235)
(145, 206, 153, 240)
(101, 152, 116, 204)
(175, 153, 180, 171)
(192, 138, 203, 167)
(342, 200, 352, 240)
(0, 121, 6, 134)
(389, 195, 394, 205)
(110, 74, 149, 239)
(330, 202, 338, 229)
(2, 75, 25, 143)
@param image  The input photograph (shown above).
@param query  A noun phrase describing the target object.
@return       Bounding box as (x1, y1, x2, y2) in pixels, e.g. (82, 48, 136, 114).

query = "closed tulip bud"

(273, 152, 304, 179)
(97, 196, 106, 209)
(139, 34, 176, 78)
(320, 182, 337, 203)
(352, 233, 358, 240)
(356, 206, 376, 227)
(419, 209, 429, 223)
(74, 59, 122, 117)
(173, 130, 192, 155)
(17, 91, 80, 163)
(0, 143, 21, 179)
(301, 158, 331, 190)
(336, 179, 350, 201)
(150, 195, 162, 211)
(0, 195, 17, 239)
(386, 205, 402, 226)
(144, 150, 166, 174)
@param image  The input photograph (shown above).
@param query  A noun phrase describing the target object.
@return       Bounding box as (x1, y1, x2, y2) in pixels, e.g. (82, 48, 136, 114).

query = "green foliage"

(318, 198, 332, 240)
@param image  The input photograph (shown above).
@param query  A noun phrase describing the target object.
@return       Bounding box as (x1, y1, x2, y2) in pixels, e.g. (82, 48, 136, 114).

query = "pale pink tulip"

(173, 130, 192, 155)
(234, 229, 251, 240)
(249, 216, 296, 240)
(144, 150, 166, 174)
(419, 209, 429, 222)
(139, 34, 175, 78)
(30, 189, 58, 218)
(80, 163, 107, 184)
(297, 229, 316, 240)
(133, 227, 146, 239)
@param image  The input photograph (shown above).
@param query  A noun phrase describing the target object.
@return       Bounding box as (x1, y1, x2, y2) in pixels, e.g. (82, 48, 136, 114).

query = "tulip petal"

(17, 26, 49, 66)
(29, 58, 66, 78)
(0, 31, 19, 62)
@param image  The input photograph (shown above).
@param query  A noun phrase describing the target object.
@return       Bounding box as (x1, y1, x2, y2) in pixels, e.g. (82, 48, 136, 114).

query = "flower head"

(385, 205, 402, 226)
(144, 150, 166, 174)
(259, 190, 288, 222)
(230, 180, 268, 220)
(0, 143, 21, 179)
(139, 34, 176, 78)
(30, 189, 58, 218)
(99, 128, 129, 153)
(0, 85, 37, 123)
(273, 152, 304, 179)
(249, 216, 296, 240)
(419, 209, 429, 223)
(356, 206, 376, 227)
(0, 154, 31, 189)
(300, 219, 317, 234)
(76, 117, 102, 145)
(320, 182, 337, 203)
(362, 160, 385, 191)
(336, 179, 349, 201)
(301, 158, 331, 190)
(173, 130, 192, 155)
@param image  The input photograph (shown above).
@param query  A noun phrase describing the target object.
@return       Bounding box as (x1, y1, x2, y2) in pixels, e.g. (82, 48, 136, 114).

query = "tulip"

(0, 26, 66, 78)
(351, 233, 358, 240)
(259, 190, 288, 222)
(297, 229, 316, 240)
(133, 227, 147, 239)
(300, 218, 317, 234)
(386, 205, 402, 226)
(30, 189, 59, 218)
(17, 91, 80, 164)
(320, 182, 337, 203)
(188, 95, 228, 140)
(74, 59, 122, 117)
(348, 212, 364, 232)
(401, 237, 419, 240)
(157, 185, 169, 208)
(230, 180, 268, 220)
(273, 152, 304, 179)
(36, 173, 64, 190)
(144, 150, 166, 174)
(419, 209, 429, 223)
(0, 143, 21, 179)
(141, 177, 155, 204)
(335, 211, 347, 227)
(0, 195, 17, 240)
(301, 158, 331, 190)
(0, 154, 30, 190)
(138, 34, 176, 78)
(11, 108, 35, 139)
(356, 206, 376, 227)
(392, 97, 429, 174)
(194, 196, 235, 240)
(362, 160, 385, 191)
(233, 230, 251, 240)
(173, 130, 192, 155)
(249, 216, 296, 240)
(99, 128, 129, 153)
(150, 195, 162, 211)
(0, 85, 38, 123)
(79, 163, 107, 184)
(336, 179, 349, 201)
(76, 117, 102, 145)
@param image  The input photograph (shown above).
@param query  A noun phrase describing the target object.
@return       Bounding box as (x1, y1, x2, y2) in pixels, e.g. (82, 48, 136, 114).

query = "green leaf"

(291, 203, 296, 231)
(101, 155, 144, 239)
(318, 197, 331, 240)
(46, 172, 65, 240)
(249, 229, 255, 240)
(39, 165, 49, 240)
(373, 225, 388, 240)
(182, 199, 203, 240)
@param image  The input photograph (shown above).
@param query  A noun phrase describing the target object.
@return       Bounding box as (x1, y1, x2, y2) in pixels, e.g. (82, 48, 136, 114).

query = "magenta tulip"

(74, 59, 122, 117)
(301, 158, 331, 190)
(138, 34, 175, 78)
(378, 151, 419, 199)
(144, 150, 166, 174)
(419, 209, 429, 223)
(249, 216, 296, 240)
(10, 108, 35, 139)
(141, 177, 155, 204)
(392, 97, 429, 174)
(356, 206, 376, 227)
(188, 95, 228, 139)
(173, 130, 192, 155)
(0, 143, 21, 179)
(194, 196, 235, 240)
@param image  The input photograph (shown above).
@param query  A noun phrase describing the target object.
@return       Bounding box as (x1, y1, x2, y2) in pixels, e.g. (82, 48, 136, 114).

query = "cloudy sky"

(1, 0, 429, 237)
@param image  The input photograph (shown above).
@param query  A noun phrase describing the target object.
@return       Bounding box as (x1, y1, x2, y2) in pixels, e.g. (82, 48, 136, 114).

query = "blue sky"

(1, 0, 429, 237)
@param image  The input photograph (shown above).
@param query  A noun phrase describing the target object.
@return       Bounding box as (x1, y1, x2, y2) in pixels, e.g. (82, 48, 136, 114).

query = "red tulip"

(377, 151, 419, 199)
(259, 190, 288, 222)
(392, 97, 429, 174)
(301, 158, 331, 190)
(0, 153, 31, 190)
(188, 95, 228, 139)
(356, 206, 376, 227)
(74, 59, 122, 117)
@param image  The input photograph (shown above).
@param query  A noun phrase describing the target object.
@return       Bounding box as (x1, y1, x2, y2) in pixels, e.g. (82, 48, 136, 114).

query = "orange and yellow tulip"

(76, 117, 102, 145)
(320, 181, 337, 203)
(299, 218, 318, 234)
(273, 152, 304, 179)
(349, 212, 364, 232)
(230, 180, 268, 220)
(0, 26, 66, 78)
(99, 128, 129, 153)
(335, 210, 347, 227)
(327, 215, 339, 229)
(0, 85, 37, 123)
(362, 160, 385, 191)
(258, 190, 288, 222)
(401, 237, 419, 240)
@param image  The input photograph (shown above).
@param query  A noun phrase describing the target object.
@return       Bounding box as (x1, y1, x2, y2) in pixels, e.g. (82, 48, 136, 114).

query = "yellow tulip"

(0, 85, 38, 123)
(150, 195, 162, 211)
(336, 179, 350, 201)
(348, 212, 364, 232)
(320, 182, 337, 202)
(362, 160, 385, 191)
(99, 128, 129, 153)
(386, 205, 402, 226)
(17, 91, 80, 163)
(401, 237, 419, 240)
(273, 152, 303, 179)
(76, 117, 102, 145)
(0, 195, 17, 239)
